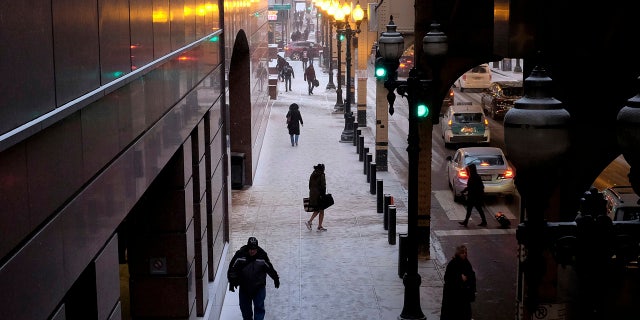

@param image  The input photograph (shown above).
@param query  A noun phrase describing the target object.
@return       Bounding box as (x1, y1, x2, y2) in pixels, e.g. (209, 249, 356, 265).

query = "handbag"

(313, 79, 319, 87)
(302, 197, 314, 212)
(320, 193, 334, 209)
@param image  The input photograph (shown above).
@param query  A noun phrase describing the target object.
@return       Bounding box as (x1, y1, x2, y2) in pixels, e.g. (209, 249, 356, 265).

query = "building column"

(127, 143, 196, 319)
(375, 79, 389, 171)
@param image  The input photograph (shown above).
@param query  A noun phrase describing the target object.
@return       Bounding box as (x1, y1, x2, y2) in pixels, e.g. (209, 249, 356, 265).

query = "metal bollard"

(356, 129, 362, 150)
(352, 124, 358, 146)
(388, 205, 396, 245)
(398, 233, 408, 278)
(376, 179, 384, 213)
(369, 163, 377, 194)
(358, 136, 365, 158)
(364, 149, 370, 174)
(383, 194, 392, 230)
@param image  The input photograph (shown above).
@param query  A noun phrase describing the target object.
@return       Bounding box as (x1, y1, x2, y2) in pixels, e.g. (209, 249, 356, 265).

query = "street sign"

(269, 4, 291, 10)
(268, 10, 278, 21)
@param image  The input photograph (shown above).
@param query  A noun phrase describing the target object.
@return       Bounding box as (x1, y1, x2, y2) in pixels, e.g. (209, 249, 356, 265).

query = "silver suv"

(602, 186, 640, 221)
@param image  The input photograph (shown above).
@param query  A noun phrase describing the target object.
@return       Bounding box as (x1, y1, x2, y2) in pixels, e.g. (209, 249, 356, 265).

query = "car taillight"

(457, 169, 469, 179)
(499, 168, 514, 179)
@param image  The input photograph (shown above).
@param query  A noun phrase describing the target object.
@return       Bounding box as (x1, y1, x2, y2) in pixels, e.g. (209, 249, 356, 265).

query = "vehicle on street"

(440, 102, 490, 148)
(397, 44, 414, 78)
(441, 87, 454, 114)
(457, 63, 492, 92)
(480, 81, 524, 119)
(284, 41, 320, 61)
(446, 147, 516, 202)
(602, 186, 640, 221)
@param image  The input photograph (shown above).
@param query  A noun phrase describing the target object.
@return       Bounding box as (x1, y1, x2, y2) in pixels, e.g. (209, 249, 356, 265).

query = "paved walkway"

(218, 56, 449, 320)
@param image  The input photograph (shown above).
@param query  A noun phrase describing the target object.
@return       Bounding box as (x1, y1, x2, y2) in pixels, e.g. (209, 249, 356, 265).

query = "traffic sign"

(269, 4, 291, 10)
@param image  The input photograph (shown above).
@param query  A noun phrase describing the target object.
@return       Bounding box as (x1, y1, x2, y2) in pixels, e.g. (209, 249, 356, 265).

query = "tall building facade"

(0, 1, 272, 319)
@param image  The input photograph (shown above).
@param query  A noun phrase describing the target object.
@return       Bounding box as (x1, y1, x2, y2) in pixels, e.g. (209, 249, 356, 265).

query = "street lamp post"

(378, 16, 447, 320)
(337, 2, 363, 142)
(503, 65, 571, 317)
(334, 20, 344, 111)
(318, 1, 336, 89)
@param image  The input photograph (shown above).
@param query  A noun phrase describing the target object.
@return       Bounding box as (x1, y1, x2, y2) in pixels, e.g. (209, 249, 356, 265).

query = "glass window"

(453, 113, 483, 123)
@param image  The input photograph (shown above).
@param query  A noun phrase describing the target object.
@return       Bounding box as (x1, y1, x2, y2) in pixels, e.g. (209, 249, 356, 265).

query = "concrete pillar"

(128, 143, 197, 319)
(375, 79, 388, 171)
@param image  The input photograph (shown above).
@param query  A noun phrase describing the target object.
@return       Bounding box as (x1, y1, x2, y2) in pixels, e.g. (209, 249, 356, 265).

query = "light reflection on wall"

(153, 9, 168, 23)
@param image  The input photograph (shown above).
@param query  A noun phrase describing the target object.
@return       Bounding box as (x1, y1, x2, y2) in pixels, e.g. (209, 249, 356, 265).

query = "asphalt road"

(366, 64, 631, 319)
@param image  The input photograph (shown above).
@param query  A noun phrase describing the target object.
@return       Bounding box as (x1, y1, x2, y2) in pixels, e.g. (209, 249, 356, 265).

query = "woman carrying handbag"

(305, 163, 329, 231)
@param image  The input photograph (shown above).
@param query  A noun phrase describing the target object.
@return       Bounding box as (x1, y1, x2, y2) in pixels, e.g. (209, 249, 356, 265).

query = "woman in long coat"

(305, 164, 327, 231)
(440, 245, 477, 320)
(286, 103, 303, 146)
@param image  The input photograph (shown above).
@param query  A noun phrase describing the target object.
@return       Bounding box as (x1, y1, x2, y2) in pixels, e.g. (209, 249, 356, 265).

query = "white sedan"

(446, 147, 516, 202)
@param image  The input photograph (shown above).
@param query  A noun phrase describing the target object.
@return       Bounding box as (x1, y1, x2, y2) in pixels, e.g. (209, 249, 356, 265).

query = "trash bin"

(231, 152, 245, 190)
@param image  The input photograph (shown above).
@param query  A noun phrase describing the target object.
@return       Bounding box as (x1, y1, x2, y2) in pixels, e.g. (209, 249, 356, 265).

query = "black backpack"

(284, 66, 293, 77)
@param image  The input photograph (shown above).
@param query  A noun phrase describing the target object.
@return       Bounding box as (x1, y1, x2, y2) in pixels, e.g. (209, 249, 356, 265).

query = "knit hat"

(247, 237, 259, 249)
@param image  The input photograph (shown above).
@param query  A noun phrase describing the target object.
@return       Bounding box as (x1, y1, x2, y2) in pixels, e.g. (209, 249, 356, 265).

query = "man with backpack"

(283, 63, 294, 92)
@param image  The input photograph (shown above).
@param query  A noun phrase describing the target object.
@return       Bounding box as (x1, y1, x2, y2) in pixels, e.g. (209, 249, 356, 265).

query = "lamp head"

(423, 22, 448, 58)
(378, 16, 404, 62)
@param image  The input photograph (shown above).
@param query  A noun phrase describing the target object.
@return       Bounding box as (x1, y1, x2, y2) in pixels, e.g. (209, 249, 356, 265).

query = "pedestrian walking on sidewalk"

(228, 237, 280, 320)
(458, 163, 488, 227)
(276, 55, 287, 82)
(301, 49, 309, 70)
(440, 244, 477, 320)
(303, 63, 316, 95)
(305, 163, 327, 231)
(286, 103, 303, 146)
(283, 63, 294, 92)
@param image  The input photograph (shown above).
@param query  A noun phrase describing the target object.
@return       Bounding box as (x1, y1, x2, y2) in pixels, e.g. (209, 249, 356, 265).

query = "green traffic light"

(338, 34, 345, 41)
(375, 67, 387, 78)
(417, 104, 429, 118)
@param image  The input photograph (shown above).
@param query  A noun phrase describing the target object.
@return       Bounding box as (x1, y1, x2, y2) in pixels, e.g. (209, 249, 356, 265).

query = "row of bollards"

(354, 126, 398, 249)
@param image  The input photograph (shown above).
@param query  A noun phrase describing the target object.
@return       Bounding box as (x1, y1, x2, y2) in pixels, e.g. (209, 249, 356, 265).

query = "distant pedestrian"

(301, 49, 309, 70)
(440, 244, 477, 320)
(458, 163, 488, 227)
(303, 63, 316, 95)
(305, 163, 327, 231)
(283, 63, 294, 92)
(276, 55, 287, 82)
(228, 237, 280, 320)
(286, 103, 303, 146)
(256, 62, 267, 91)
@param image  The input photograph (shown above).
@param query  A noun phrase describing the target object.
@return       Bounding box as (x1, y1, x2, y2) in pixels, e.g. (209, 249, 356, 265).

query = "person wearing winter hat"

(227, 237, 280, 320)
(306, 163, 327, 231)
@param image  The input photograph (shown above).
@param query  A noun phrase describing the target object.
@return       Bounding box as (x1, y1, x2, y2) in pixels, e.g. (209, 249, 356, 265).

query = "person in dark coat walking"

(305, 163, 327, 231)
(276, 55, 287, 82)
(440, 244, 477, 320)
(303, 63, 316, 95)
(286, 103, 303, 146)
(228, 237, 280, 320)
(282, 63, 294, 92)
(458, 163, 488, 227)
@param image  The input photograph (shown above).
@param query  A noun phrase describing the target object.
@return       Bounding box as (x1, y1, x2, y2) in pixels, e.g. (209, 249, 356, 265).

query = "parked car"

(456, 63, 492, 92)
(397, 44, 414, 78)
(446, 147, 516, 202)
(440, 102, 490, 148)
(602, 186, 640, 221)
(480, 81, 524, 119)
(283, 41, 320, 61)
